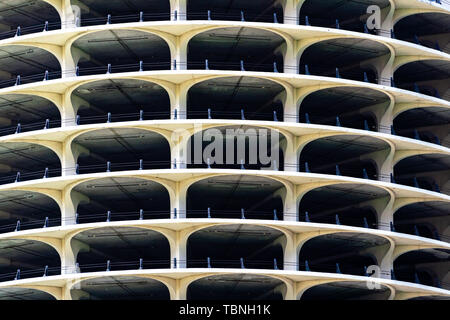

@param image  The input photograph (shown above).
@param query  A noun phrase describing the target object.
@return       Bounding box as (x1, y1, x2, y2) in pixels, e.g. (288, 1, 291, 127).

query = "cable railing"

(3, 208, 447, 245)
(0, 6, 446, 54)
(0, 110, 444, 151)
(79, 12, 170, 27)
(0, 159, 444, 197)
(187, 11, 284, 23)
(3, 257, 449, 291)
(0, 58, 445, 107)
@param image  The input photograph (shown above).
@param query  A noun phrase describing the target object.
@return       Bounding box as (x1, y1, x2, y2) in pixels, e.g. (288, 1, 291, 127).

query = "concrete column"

(365, 242, 394, 279)
(282, 0, 305, 25)
(61, 0, 78, 29)
(170, 126, 193, 169)
(276, 39, 298, 74)
(360, 147, 394, 182)
(170, 0, 187, 21)
(171, 36, 189, 70)
(61, 90, 89, 127)
(170, 182, 187, 219)
(279, 84, 298, 122)
(62, 188, 90, 225)
(282, 231, 298, 270)
(61, 236, 89, 274)
(61, 141, 89, 176)
(170, 230, 190, 268)
(171, 83, 188, 118)
(282, 133, 298, 172)
(361, 53, 394, 86)
(379, 4, 395, 37)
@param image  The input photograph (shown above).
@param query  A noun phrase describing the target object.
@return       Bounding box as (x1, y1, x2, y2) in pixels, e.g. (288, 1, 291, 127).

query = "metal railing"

(3, 208, 447, 244)
(2, 257, 448, 291)
(1, 7, 447, 54)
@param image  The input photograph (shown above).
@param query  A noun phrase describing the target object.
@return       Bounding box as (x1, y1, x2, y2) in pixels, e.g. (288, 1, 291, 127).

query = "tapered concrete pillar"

(170, 0, 187, 21)
(282, 0, 305, 25)
(170, 230, 189, 268)
(61, 237, 89, 274)
(170, 182, 187, 219)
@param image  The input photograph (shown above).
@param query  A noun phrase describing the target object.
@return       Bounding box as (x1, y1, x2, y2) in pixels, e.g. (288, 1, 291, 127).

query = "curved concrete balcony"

(0, 0, 447, 301)
(0, 21, 449, 94)
(0, 168, 447, 238)
(0, 264, 448, 300)
(0, 0, 448, 52)
(0, 218, 448, 297)
(0, 70, 448, 147)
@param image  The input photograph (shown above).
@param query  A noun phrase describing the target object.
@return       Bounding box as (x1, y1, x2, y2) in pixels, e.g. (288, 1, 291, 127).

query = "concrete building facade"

(0, 0, 448, 300)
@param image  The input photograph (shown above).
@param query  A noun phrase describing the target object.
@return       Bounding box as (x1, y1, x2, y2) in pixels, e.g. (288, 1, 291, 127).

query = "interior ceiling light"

(0, 240, 34, 250)
(86, 231, 151, 238)
(205, 229, 274, 236)
(0, 2, 35, 14)
(87, 36, 149, 43)
(85, 182, 150, 189)
(85, 280, 151, 286)
(77, 85, 152, 94)
(207, 83, 268, 89)
(0, 49, 34, 60)
(0, 194, 34, 204)
(0, 98, 33, 108)
(207, 34, 272, 41)
(81, 134, 146, 141)
(207, 278, 273, 284)
(207, 180, 271, 187)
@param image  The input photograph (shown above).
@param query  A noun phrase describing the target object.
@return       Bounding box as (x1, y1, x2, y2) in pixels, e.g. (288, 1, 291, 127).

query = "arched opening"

(186, 175, 285, 220)
(73, 0, 170, 25)
(0, 94, 61, 136)
(299, 38, 389, 83)
(393, 60, 450, 99)
(393, 107, 450, 147)
(187, 27, 285, 72)
(187, 77, 285, 121)
(187, 0, 283, 23)
(72, 128, 170, 174)
(393, 154, 450, 193)
(187, 274, 285, 300)
(71, 30, 171, 76)
(299, 232, 388, 276)
(394, 13, 450, 53)
(72, 79, 170, 124)
(394, 249, 449, 289)
(0, 287, 56, 300)
(71, 276, 170, 300)
(299, 135, 389, 180)
(72, 177, 170, 223)
(300, 281, 391, 300)
(0, 239, 61, 282)
(0, 1, 61, 40)
(187, 125, 285, 171)
(0, 45, 61, 88)
(299, 87, 389, 130)
(299, 184, 388, 228)
(187, 224, 284, 269)
(394, 201, 449, 241)
(299, 0, 391, 33)
(0, 142, 61, 185)
(0, 190, 61, 234)
(72, 227, 170, 273)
